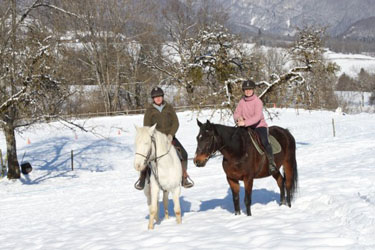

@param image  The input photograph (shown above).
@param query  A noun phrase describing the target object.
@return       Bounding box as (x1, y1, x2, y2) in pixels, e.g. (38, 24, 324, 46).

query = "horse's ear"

(197, 119, 203, 128)
(206, 120, 211, 125)
(134, 125, 140, 132)
(149, 123, 157, 134)
(212, 123, 219, 135)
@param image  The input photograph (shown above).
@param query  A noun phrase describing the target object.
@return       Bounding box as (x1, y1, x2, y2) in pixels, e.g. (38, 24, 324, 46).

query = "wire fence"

(58, 104, 220, 119)
(54, 103, 311, 120)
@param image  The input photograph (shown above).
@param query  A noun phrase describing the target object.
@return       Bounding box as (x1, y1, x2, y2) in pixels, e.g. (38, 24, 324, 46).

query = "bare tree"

(144, 0, 232, 104)
(0, 0, 77, 179)
(56, 0, 156, 113)
(285, 26, 340, 109)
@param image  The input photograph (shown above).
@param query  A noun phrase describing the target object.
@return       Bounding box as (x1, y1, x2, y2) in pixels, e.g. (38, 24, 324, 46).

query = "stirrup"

(134, 179, 144, 190)
(269, 165, 278, 175)
(182, 176, 194, 188)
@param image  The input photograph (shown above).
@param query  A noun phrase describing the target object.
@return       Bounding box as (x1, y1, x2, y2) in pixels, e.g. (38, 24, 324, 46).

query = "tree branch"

(258, 65, 311, 99)
(0, 87, 28, 114)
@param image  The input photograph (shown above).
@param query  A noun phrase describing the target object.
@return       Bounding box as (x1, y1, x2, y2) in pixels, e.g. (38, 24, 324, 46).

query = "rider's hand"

(167, 134, 173, 142)
(237, 120, 245, 126)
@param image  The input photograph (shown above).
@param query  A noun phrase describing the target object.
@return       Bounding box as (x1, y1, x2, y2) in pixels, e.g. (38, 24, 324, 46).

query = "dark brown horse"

(193, 120, 298, 216)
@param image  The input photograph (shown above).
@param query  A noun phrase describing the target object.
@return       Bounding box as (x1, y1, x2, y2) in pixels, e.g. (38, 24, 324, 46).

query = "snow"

(1, 109, 375, 249)
(325, 51, 375, 77)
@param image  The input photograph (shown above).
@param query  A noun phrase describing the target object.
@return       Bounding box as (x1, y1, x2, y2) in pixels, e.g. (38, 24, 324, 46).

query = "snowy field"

(0, 108, 374, 249)
(325, 51, 375, 78)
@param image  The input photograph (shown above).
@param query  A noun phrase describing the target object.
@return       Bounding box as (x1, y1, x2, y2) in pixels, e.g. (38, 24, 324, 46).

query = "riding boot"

(181, 160, 194, 188)
(182, 168, 194, 188)
(174, 139, 194, 188)
(134, 168, 147, 190)
(265, 144, 278, 175)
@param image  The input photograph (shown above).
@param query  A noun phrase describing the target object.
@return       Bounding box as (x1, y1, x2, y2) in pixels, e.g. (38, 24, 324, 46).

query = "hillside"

(220, 0, 375, 40)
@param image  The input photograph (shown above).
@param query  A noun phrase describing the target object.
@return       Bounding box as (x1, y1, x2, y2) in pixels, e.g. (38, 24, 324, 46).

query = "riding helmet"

(242, 80, 256, 90)
(151, 87, 164, 98)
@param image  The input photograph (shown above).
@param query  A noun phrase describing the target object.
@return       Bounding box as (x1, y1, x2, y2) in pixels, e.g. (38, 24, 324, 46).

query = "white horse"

(134, 124, 182, 229)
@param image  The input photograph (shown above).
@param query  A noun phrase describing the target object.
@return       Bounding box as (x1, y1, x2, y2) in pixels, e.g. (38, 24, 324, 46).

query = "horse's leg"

(148, 184, 159, 230)
(172, 186, 182, 224)
(227, 177, 241, 215)
(284, 161, 294, 207)
(272, 170, 286, 206)
(280, 175, 286, 206)
(163, 191, 169, 219)
(243, 177, 254, 216)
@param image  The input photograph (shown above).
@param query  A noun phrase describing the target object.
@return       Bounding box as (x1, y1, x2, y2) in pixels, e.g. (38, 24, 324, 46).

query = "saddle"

(247, 129, 281, 155)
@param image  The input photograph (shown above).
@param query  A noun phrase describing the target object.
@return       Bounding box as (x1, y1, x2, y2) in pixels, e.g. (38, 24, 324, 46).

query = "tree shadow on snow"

(199, 187, 279, 214)
(18, 136, 131, 185)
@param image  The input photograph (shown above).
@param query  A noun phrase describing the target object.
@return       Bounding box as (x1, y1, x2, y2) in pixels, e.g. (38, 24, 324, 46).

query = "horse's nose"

(194, 155, 206, 167)
(193, 155, 199, 165)
(193, 158, 198, 166)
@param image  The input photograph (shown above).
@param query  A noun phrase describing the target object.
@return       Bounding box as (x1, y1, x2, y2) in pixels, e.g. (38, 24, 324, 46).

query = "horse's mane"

(154, 129, 172, 151)
(136, 126, 171, 152)
(212, 123, 250, 158)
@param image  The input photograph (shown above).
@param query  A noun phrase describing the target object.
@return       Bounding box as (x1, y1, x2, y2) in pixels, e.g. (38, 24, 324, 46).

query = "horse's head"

(134, 124, 156, 171)
(194, 119, 219, 167)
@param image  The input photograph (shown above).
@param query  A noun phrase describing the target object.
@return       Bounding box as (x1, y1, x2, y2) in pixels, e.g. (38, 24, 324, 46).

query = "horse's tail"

(286, 128, 298, 201)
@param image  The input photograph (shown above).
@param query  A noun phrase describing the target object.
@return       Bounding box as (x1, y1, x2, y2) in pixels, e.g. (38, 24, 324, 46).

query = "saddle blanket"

(249, 133, 281, 155)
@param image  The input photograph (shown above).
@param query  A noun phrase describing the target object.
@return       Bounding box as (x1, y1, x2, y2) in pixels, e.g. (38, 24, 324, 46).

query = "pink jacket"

(233, 95, 268, 128)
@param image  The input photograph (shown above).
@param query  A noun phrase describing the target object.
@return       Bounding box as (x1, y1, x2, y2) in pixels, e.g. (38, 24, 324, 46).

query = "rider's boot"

(182, 172, 194, 188)
(134, 168, 147, 190)
(265, 145, 278, 175)
(181, 161, 194, 188)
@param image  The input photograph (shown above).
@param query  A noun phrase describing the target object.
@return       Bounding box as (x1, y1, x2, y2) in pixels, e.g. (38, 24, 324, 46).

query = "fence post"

(0, 149, 4, 177)
(332, 118, 336, 137)
(71, 150, 74, 171)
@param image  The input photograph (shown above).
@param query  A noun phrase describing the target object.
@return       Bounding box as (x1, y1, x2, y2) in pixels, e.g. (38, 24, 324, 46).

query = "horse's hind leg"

(271, 169, 286, 206)
(283, 159, 296, 207)
(172, 187, 182, 224)
(163, 191, 169, 219)
(227, 177, 241, 215)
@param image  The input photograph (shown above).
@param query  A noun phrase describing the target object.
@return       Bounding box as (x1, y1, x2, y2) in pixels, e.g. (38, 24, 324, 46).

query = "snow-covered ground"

(1, 108, 374, 249)
(325, 50, 375, 78)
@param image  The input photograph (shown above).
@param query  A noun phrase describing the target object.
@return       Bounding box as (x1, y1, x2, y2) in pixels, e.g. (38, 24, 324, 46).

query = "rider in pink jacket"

(233, 80, 278, 175)
(233, 93, 268, 129)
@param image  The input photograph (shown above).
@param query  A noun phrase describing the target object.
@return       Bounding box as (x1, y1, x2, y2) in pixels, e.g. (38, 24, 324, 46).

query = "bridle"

(135, 134, 172, 191)
(197, 128, 225, 161)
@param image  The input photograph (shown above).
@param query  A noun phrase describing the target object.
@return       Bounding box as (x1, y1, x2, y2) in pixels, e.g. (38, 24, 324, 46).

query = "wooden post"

(0, 149, 4, 177)
(71, 150, 74, 171)
(332, 118, 336, 137)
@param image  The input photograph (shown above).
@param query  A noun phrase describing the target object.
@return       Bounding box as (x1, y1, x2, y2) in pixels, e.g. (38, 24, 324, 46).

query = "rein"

(205, 131, 226, 160)
(135, 134, 172, 192)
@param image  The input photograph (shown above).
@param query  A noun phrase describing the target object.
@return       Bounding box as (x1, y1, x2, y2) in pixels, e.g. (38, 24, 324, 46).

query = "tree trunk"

(4, 121, 20, 179)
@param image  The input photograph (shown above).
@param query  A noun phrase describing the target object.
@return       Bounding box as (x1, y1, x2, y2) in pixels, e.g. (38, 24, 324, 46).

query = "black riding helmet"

(242, 80, 256, 90)
(151, 87, 164, 98)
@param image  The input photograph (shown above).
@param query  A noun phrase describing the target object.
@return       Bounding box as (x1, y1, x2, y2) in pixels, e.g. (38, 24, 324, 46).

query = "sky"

(1, 107, 374, 250)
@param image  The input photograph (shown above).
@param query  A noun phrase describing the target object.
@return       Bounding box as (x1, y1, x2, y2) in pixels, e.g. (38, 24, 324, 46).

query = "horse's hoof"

(234, 211, 241, 215)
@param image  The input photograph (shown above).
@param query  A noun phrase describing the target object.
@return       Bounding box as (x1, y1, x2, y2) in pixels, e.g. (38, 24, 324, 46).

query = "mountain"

(340, 16, 375, 42)
(220, 0, 375, 39)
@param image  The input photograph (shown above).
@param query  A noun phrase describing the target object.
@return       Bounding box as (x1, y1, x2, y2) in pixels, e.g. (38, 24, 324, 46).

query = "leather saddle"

(247, 130, 281, 155)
